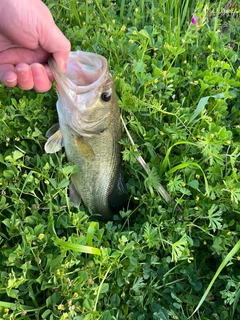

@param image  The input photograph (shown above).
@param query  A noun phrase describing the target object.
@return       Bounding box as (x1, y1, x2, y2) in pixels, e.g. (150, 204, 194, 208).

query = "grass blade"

(189, 240, 240, 318)
(189, 90, 238, 123)
(87, 221, 99, 247)
(160, 141, 197, 176)
(0, 301, 34, 311)
(54, 236, 101, 255)
(168, 162, 209, 195)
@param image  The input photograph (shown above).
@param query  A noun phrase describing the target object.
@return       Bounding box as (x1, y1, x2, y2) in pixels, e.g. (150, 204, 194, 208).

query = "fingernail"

(6, 77, 17, 83)
(63, 62, 67, 72)
(34, 66, 44, 79)
(16, 67, 29, 81)
(16, 67, 27, 72)
(58, 61, 67, 73)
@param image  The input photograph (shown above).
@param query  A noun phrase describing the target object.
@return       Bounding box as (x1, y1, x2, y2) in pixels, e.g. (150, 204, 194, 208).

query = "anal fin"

(69, 180, 82, 207)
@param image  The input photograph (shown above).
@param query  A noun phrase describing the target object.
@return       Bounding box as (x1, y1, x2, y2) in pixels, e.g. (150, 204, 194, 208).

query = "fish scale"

(45, 51, 128, 220)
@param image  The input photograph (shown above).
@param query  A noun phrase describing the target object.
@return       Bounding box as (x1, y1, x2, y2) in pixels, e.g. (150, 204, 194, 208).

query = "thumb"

(39, 22, 71, 72)
(52, 50, 69, 73)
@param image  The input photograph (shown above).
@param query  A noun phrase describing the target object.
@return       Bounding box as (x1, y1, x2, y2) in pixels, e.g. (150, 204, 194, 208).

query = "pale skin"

(0, 0, 70, 92)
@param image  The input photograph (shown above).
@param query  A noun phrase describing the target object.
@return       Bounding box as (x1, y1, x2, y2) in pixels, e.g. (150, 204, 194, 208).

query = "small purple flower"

(191, 15, 198, 25)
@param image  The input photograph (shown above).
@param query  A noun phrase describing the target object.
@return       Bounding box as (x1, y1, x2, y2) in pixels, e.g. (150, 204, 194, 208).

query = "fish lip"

(48, 51, 109, 94)
(48, 50, 114, 138)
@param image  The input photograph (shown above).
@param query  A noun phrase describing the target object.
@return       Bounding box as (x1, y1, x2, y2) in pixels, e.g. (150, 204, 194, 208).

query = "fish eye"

(101, 92, 111, 102)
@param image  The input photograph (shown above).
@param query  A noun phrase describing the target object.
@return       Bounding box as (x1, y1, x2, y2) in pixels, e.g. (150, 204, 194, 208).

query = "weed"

(0, 0, 240, 319)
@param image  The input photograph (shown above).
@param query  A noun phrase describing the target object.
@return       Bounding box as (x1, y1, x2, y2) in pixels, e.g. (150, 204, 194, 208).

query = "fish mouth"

(48, 51, 109, 93)
(48, 51, 114, 137)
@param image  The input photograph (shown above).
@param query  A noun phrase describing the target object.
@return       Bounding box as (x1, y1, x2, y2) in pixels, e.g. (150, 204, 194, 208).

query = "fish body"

(45, 51, 127, 220)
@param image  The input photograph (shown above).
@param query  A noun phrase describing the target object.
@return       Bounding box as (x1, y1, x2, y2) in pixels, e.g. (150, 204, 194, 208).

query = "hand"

(0, 0, 70, 92)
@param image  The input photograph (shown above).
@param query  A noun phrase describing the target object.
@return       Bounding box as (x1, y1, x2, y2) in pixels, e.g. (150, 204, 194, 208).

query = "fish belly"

(60, 118, 125, 220)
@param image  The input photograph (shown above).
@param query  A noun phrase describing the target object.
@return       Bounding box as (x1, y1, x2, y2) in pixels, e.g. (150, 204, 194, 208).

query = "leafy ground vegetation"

(0, 0, 240, 319)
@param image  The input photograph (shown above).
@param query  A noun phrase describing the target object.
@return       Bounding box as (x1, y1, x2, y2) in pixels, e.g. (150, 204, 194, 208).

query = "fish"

(44, 50, 128, 220)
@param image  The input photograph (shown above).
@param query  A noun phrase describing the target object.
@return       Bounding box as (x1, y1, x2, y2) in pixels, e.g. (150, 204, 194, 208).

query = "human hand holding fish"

(0, 0, 172, 219)
(0, 0, 70, 92)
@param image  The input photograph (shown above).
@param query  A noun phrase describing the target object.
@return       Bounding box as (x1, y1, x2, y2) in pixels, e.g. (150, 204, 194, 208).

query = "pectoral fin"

(45, 123, 60, 138)
(44, 128, 63, 154)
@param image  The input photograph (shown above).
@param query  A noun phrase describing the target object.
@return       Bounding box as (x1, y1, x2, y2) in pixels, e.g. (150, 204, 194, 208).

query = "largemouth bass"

(45, 51, 128, 220)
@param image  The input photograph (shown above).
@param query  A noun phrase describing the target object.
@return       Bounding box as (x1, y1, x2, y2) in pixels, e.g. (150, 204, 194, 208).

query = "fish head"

(49, 51, 119, 137)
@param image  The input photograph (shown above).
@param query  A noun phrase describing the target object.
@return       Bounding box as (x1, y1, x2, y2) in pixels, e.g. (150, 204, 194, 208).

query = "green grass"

(0, 0, 240, 319)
